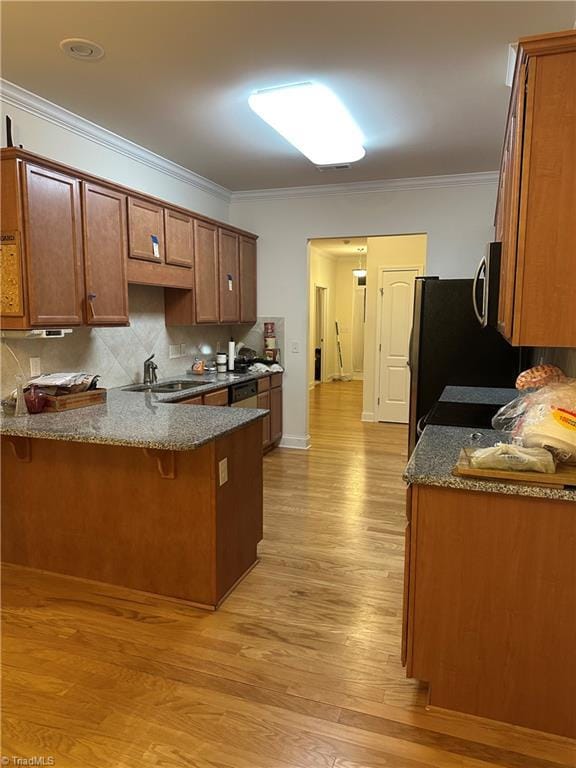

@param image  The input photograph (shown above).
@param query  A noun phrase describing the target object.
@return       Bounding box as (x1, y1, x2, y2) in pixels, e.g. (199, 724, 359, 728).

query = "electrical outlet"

(169, 344, 180, 359)
(291, 341, 300, 354)
(29, 357, 41, 377)
(218, 458, 228, 486)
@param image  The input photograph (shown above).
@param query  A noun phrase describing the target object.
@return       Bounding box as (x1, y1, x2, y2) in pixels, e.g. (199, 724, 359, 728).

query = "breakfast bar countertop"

(404, 424, 576, 502)
(0, 388, 267, 451)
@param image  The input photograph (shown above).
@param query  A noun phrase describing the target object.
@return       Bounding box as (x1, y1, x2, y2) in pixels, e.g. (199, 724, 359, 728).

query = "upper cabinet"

(22, 163, 84, 327)
(127, 197, 165, 263)
(164, 209, 194, 268)
(218, 229, 240, 324)
(194, 220, 220, 324)
(239, 236, 257, 324)
(495, 30, 576, 347)
(82, 182, 129, 326)
(0, 148, 257, 329)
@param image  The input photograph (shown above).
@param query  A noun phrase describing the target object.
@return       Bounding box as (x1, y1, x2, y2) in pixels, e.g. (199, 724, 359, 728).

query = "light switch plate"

(29, 357, 41, 377)
(218, 458, 228, 486)
(291, 341, 300, 354)
(169, 344, 180, 359)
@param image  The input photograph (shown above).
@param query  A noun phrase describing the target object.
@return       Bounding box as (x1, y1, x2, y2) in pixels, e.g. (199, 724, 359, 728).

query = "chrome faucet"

(143, 354, 158, 385)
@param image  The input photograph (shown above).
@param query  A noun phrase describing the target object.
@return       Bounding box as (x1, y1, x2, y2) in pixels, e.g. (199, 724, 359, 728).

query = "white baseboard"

(361, 411, 375, 422)
(279, 434, 311, 450)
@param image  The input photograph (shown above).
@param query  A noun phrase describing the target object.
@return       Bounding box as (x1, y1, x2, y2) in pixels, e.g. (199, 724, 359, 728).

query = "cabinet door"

(128, 197, 165, 263)
(257, 391, 271, 448)
(239, 236, 257, 323)
(165, 209, 194, 268)
(497, 64, 526, 341)
(218, 229, 240, 323)
(82, 182, 129, 326)
(270, 385, 282, 445)
(194, 220, 219, 323)
(22, 163, 84, 326)
(204, 388, 228, 407)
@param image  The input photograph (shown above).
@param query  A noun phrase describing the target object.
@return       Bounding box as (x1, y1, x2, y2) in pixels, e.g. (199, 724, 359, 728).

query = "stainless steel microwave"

(473, 242, 501, 329)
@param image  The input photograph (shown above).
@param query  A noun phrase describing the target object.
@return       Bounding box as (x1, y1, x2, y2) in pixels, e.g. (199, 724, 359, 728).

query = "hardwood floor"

(2, 381, 575, 767)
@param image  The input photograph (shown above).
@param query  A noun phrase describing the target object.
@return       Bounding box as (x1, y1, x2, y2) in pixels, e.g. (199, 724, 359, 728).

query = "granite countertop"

(439, 385, 518, 406)
(0, 370, 276, 451)
(404, 425, 576, 502)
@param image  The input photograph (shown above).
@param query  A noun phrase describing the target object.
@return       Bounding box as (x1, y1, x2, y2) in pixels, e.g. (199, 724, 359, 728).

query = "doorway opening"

(308, 234, 427, 430)
(314, 286, 328, 383)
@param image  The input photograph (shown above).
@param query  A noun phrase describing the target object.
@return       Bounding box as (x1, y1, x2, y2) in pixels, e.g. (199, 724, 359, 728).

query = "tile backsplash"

(0, 284, 284, 397)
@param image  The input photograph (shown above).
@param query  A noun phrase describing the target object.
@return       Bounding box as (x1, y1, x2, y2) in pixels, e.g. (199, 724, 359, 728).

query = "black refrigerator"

(408, 277, 527, 454)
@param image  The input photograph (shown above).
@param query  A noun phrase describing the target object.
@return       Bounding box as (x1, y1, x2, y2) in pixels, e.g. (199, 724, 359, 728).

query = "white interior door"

(315, 286, 327, 382)
(377, 269, 418, 423)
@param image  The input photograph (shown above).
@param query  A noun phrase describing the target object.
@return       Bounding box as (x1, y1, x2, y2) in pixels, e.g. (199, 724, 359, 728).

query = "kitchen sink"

(122, 379, 212, 393)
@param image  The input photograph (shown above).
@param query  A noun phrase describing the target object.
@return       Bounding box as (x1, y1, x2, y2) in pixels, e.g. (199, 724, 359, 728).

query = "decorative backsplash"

(0, 284, 284, 398)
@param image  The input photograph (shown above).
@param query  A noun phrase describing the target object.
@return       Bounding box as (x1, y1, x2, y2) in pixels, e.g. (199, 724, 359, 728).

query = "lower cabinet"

(403, 483, 576, 739)
(257, 390, 271, 449)
(270, 382, 282, 446)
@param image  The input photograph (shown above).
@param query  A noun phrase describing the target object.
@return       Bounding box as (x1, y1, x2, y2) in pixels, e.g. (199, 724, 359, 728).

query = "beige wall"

(309, 246, 337, 385)
(363, 234, 427, 420)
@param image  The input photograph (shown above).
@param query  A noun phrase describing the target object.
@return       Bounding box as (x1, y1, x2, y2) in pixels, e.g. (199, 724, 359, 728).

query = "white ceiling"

(312, 237, 367, 259)
(1, 1, 574, 190)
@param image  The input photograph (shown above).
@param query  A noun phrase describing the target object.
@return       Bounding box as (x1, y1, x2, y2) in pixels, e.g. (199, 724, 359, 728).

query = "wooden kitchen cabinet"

(164, 208, 194, 268)
(203, 388, 229, 407)
(127, 197, 165, 263)
(21, 163, 85, 327)
(239, 235, 257, 323)
(495, 30, 576, 347)
(82, 182, 129, 326)
(257, 390, 271, 448)
(194, 220, 220, 324)
(404, 483, 576, 738)
(1, 148, 257, 329)
(218, 228, 240, 323)
(270, 378, 283, 446)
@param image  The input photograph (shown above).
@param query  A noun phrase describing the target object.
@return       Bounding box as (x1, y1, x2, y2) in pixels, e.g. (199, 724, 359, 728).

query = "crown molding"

(0, 79, 231, 204)
(231, 170, 499, 202)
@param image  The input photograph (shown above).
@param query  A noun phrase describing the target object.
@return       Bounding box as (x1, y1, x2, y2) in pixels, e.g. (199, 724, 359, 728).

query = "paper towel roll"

(228, 340, 235, 371)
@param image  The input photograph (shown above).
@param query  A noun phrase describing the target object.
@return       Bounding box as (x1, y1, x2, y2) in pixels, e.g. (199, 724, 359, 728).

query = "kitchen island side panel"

(1, 436, 219, 604)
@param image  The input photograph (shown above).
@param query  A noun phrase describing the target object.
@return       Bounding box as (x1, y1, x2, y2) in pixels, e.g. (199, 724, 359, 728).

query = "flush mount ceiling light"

(60, 38, 105, 61)
(248, 82, 365, 166)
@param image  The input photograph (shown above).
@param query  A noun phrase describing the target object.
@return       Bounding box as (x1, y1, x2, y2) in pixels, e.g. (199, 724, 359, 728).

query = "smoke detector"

(60, 38, 105, 61)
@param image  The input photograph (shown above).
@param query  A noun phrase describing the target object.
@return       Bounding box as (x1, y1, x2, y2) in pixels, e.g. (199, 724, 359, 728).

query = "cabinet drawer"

(179, 395, 203, 405)
(257, 376, 270, 393)
(203, 389, 228, 407)
(271, 373, 283, 389)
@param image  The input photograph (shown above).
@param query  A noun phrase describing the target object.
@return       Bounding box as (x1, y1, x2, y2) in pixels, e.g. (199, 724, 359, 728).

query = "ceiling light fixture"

(248, 82, 365, 166)
(352, 249, 367, 278)
(60, 38, 105, 61)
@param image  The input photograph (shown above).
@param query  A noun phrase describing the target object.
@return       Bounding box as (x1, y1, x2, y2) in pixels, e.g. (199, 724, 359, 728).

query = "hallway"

(2, 382, 573, 767)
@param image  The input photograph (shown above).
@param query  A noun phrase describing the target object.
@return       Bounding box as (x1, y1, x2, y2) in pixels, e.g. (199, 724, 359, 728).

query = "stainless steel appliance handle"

(472, 258, 487, 326)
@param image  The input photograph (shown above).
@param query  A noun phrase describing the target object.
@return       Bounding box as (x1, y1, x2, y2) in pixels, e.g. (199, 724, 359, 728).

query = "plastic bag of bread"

(470, 443, 557, 473)
(492, 380, 576, 463)
(516, 364, 566, 390)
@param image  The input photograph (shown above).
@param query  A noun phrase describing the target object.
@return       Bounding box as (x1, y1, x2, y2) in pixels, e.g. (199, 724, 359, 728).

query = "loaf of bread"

(516, 365, 566, 390)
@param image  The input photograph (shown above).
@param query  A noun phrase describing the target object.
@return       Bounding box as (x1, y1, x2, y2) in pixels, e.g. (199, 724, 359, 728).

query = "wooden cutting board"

(453, 448, 576, 489)
(42, 388, 107, 412)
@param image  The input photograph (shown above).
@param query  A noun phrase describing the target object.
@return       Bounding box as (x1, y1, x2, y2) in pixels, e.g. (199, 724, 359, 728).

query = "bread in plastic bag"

(491, 379, 576, 463)
(469, 443, 557, 473)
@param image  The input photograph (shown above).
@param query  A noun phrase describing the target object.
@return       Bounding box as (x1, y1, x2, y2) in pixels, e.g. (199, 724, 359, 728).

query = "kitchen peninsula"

(1, 388, 267, 609)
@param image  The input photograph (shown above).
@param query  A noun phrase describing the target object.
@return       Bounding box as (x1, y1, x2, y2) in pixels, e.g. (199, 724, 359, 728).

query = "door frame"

(351, 272, 366, 380)
(374, 265, 422, 422)
(314, 284, 329, 384)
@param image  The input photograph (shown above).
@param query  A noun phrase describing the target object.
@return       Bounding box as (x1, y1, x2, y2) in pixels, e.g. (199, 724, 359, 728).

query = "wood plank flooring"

(2, 381, 575, 767)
